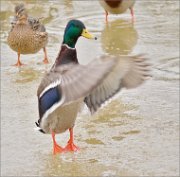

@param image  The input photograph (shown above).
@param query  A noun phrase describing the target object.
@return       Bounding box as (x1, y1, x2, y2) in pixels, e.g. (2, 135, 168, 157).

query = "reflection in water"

(3, 65, 46, 84)
(101, 19, 138, 56)
(85, 138, 104, 145)
(14, 67, 43, 84)
(43, 155, 99, 176)
(42, 154, 134, 176)
(92, 100, 138, 123)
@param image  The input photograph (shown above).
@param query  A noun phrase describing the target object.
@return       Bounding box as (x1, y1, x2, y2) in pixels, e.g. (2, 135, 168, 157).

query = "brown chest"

(105, 0, 122, 8)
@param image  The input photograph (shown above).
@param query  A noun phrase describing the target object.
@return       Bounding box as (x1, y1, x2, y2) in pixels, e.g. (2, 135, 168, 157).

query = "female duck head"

(63, 19, 96, 48)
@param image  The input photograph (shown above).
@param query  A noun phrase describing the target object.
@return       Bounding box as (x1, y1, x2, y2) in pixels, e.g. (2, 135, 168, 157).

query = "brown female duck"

(7, 3, 49, 66)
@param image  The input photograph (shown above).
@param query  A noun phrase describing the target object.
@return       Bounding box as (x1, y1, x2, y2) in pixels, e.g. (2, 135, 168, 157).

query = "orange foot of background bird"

(43, 47, 49, 64)
(43, 58, 49, 64)
(130, 7, 135, 23)
(105, 10, 108, 23)
(13, 61, 25, 67)
(64, 128, 80, 152)
(13, 52, 25, 67)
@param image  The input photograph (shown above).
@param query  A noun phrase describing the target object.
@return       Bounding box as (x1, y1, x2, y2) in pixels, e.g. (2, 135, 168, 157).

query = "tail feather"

(34, 122, 45, 133)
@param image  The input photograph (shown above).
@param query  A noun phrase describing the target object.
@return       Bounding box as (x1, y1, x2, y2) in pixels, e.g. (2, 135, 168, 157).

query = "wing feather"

(60, 57, 116, 104)
(84, 54, 151, 113)
(37, 57, 116, 107)
(37, 54, 151, 115)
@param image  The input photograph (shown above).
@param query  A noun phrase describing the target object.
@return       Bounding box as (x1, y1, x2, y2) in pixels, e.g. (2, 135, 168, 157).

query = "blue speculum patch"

(39, 86, 61, 118)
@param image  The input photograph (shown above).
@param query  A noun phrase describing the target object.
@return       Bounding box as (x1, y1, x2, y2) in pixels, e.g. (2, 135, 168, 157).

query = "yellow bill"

(81, 29, 96, 40)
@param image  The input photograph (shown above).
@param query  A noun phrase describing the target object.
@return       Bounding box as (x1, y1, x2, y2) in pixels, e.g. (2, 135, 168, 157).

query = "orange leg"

(43, 47, 49, 64)
(130, 7, 135, 23)
(105, 10, 108, 23)
(64, 128, 79, 152)
(52, 132, 64, 155)
(13, 51, 24, 66)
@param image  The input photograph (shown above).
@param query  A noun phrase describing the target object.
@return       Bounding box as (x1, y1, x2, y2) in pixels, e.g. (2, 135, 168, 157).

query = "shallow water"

(1, 0, 179, 176)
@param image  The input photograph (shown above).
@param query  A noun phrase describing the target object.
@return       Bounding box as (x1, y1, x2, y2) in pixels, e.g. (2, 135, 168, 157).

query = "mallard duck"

(99, 0, 136, 22)
(7, 3, 49, 66)
(35, 19, 150, 155)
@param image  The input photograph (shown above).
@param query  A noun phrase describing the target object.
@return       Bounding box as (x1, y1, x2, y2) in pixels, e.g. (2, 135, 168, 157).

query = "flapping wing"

(60, 57, 116, 105)
(37, 57, 116, 119)
(84, 54, 151, 113)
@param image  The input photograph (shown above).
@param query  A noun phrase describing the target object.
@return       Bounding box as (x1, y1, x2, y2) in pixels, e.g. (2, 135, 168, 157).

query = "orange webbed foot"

(13, 51, 25, 67)
(42, 47, 49, 64)
(64, 141, 80, 152)
(105, 10, 108, 23)
(130, 7, 135, 23)
(13, 61, 25, 67)
(63, 128, 80, 152)
(43, 58, 49, 64)
(53, 143, 64, 155)
(52, 131, 64, 155)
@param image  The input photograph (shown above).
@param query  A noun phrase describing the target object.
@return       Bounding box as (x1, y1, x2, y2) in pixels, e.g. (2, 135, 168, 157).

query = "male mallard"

(35, 19, 150, 155)
(99, 0, 136, 22)
(7, 3, 49, 66)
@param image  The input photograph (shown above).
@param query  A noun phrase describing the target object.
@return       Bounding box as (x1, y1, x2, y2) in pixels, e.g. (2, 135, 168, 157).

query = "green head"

(63, 19, 96, 48)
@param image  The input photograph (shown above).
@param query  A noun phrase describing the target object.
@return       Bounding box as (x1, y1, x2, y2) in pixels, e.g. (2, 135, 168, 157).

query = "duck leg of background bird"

(130, 7, 134, 22)
(14, 50, 24, 66)
(64, 128, 79, 152)
(52, 132, 63, 155)
(42, 47, 49, 64)
(105, 10, 108, 23)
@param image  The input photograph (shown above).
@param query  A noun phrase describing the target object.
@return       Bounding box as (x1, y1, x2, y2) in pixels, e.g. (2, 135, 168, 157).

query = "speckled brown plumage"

(7, 3, 49, 66)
